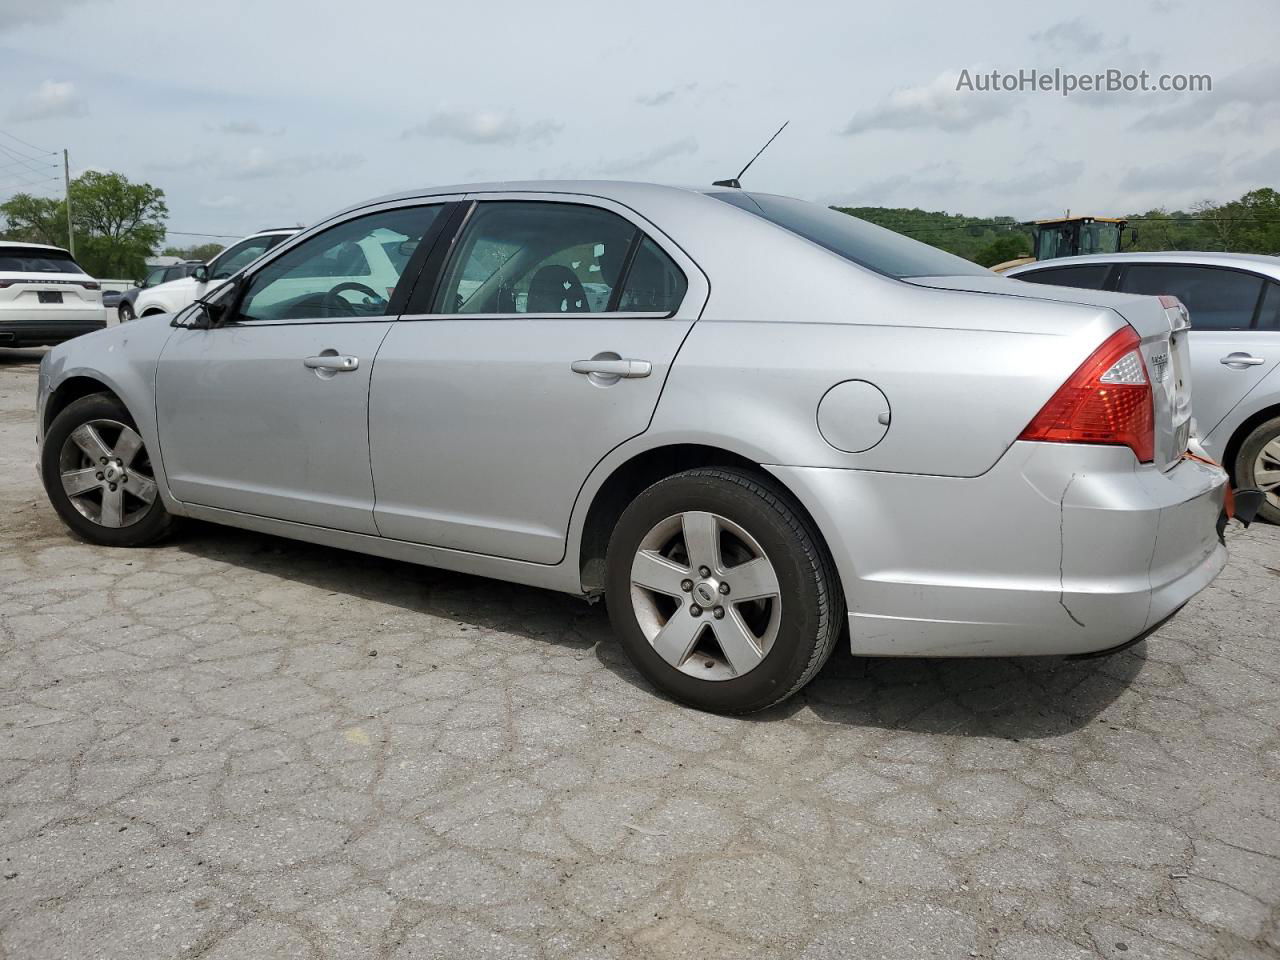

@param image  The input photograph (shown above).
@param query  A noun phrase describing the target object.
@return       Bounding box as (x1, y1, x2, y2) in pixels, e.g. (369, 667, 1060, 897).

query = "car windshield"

(711, 192, 990, 279)
(0, 247, 86, 275)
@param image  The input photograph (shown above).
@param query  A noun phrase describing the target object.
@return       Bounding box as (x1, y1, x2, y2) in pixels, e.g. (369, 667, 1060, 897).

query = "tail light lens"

(1019, 325, 1155, 463)
(80, 281, 100, 290)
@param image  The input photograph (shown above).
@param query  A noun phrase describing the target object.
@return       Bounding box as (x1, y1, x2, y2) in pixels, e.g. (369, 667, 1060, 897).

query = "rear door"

(1116, 263, 1278, 436)
(369, 194, 708, 563)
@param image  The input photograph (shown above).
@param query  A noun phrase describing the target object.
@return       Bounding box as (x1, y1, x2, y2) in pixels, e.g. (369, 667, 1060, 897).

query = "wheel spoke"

(70, 424, 112, 462)
(681, 511, 720, 573)
(1261, 437, 1280, 464)
(61, 467, 101, 498)
(711, 609, 765, 676)
(650, 610, 704, 669)
(127, 471, 158, 505)
(727, 556, 779, 602)
(631, 549, 690, 597)
(114, 426, 145, 466)
(99, 486, 124, 528)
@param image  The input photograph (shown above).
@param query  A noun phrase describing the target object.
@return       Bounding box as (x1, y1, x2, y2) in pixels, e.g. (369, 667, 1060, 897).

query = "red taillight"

(80, 281, 100, 290)
(0, 280, 14, 288)
(1019, 325, 1155, 463)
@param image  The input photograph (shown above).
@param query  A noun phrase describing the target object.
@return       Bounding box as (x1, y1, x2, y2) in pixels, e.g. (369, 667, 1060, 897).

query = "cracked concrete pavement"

(1, 347, 1278, 959)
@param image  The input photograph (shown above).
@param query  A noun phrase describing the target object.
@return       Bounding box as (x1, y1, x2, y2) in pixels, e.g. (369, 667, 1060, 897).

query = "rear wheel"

(605, 467, 843, 713)
(1236, 416, 1280, 524)
(117, 301, 135, 322)
(41, 393, 174, 547)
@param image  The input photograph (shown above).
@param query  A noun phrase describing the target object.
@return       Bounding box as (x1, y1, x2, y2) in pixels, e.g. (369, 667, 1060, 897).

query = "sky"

(1, 0, 1277, 246)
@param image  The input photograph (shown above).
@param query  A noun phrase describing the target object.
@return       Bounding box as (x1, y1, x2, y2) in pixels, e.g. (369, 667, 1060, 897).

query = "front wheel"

(604, 468, 843, 713)
(40, 393, 174, 547)
(1235, 415, 1280, 524)
(117, 301, 135, 322)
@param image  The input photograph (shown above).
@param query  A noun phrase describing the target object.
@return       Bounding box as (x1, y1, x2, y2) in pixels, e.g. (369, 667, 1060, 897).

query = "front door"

(156, 203, 446, 533)
(1117, 263, 1280, 435)
(369, 197, 705, 563)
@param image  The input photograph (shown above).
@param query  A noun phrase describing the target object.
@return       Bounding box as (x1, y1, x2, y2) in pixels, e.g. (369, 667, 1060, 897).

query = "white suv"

(130, 228, 297, 318)
(0, 241, 104, 347)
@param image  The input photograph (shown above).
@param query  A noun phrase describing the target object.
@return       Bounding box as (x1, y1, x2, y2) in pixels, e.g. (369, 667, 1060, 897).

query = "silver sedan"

(34, 182, 1229, 712)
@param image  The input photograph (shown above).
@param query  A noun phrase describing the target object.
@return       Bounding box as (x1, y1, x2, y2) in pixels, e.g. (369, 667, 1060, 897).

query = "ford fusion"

(34, 182, 1228, 713)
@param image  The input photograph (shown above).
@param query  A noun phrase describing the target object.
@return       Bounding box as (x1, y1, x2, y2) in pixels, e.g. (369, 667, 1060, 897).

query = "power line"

(0, 128, 59, 156)
(165, 230, 243, 239)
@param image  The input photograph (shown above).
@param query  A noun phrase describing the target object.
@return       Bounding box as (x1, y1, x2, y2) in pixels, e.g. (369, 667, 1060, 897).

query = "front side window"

(435, 202, 642, 314)
(712, 192, 990, 279)
(1016, 265, 1113, 290)
(236, 206, 440, 322)
(0, 247, 85, 275)
(1118, 264, 1263, 331)
(142, 267, 168, 288)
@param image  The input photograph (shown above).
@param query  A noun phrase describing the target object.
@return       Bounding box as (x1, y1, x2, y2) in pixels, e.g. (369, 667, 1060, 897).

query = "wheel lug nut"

(690, 605, 702, 617)
(718, 582, 730, 595)
(680, 579, 693, 592)
(108, 483, 117, 492)
(713, 606, 725, 619)
(698, 566, 710, 578)
(95, 472, 103, 481)
(99, 457, 107, 464)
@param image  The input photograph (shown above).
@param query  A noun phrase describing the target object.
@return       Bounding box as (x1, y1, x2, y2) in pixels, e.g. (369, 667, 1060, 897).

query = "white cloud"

(199, 195, 244, 209)
(0, 0, 92, 32)
(842, 71, 1010, 135)
(1118, 151, 1223, 192)
(636, 83, 698, 108)
(226, 148, 364, 180)
(1133, 60, 1280, 132)
(8, 80, 87, 122)
(1030, 18, 1125, 56)
(597, 138, 698, 176)
(402, 110, 562, 145)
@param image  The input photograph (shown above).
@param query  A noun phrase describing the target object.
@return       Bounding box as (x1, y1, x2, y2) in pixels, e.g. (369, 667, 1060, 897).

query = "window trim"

(398, 192, 706, 322)
(216, 199, 461, 327)
(1113, 262, 1272, 332)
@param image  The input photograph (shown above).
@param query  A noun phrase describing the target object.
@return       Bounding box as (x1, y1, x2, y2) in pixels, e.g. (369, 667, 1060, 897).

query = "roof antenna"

(713, 121, 789, 188)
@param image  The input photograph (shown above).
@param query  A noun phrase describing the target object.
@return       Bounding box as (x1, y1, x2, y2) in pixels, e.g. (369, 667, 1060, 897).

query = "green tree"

(974, 233, 1031, 267)
(68, 171, 168, 277)
(0, 193, 67, 247)
(0, 171, 168, 278)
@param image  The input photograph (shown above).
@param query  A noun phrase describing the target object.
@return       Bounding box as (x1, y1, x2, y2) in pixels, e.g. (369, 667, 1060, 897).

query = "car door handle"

(304, 354, 359, 372)
(571, 358, 652, 378)
(1219, 352, 1265, 368)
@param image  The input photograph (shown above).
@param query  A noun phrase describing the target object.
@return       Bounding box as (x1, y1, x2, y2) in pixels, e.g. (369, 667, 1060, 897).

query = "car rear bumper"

(0, 315, 107, 347)
(769, 442, 1228, 657)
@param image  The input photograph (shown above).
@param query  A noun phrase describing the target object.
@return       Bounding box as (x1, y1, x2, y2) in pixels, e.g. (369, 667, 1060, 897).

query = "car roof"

(1009, 251, 1280, 280)
(0, 240, 72, 253)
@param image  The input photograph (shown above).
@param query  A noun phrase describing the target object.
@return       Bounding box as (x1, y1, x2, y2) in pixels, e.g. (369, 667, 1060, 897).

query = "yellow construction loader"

(991, 215, 1129, 273)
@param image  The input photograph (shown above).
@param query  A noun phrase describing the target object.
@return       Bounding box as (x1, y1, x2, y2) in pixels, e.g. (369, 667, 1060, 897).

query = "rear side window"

(1118, 264, 1263, 331)
(435, 201, 685, 315)
(0, 247, 85, 274)
(1015, 265, 1113, 290)
(711, 192, 990, 279)
(618, 237, 687, 312)
(1256, 282, 1280, 331)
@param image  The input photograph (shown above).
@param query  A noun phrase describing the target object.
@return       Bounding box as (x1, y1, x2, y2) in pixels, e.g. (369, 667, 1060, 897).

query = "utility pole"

(63, 148, 74, 256)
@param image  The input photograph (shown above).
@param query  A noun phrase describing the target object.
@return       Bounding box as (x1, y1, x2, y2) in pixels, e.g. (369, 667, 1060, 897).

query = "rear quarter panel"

(651, 283, 1123, 477)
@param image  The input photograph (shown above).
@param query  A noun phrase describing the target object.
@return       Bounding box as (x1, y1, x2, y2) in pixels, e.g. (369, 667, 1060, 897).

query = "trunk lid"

(0, 272, 102, 310)
(911, 275, 1192, 471)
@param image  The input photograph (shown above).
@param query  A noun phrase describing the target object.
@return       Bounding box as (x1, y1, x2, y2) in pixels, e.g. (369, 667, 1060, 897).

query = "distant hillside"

(835, 188, 1280, 266)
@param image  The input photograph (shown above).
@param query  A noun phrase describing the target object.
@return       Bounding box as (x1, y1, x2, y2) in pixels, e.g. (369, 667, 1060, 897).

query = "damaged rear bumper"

(768, 441, 1228, 658)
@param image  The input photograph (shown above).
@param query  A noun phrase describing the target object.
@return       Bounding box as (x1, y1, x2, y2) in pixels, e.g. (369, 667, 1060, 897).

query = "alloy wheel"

(57, 419, 158, 528)
(1254, 436, 1280, 509)
(629, 510, 781, 680)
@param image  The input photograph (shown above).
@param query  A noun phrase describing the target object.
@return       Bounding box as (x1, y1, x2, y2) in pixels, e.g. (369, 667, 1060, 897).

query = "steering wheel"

(321, 281, 384, 317)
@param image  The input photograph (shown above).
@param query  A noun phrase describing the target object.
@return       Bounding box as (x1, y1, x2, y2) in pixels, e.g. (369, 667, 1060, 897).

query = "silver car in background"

(34, 182, 1228, 712)
(1009, 252, 1280, 523)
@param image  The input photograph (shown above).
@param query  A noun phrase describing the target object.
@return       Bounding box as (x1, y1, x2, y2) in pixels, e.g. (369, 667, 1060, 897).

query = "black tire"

(41, 393, 174, 547)
(117, 301, 135, 322)
(604, 467, 843, 714)
(1235, 415, 1280, 525)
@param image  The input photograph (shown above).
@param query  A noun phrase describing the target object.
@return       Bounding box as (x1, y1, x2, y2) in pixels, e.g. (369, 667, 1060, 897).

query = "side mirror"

(192, 264, 209, 283)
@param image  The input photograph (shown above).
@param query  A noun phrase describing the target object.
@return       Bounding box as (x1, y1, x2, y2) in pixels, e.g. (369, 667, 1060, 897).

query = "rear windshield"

(711, 192, 990, 279)
(0, 247, 86, 275)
